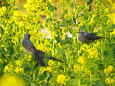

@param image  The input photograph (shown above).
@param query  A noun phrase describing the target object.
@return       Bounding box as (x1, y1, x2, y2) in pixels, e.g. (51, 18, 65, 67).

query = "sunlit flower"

(15, 60, 22, 66)
(90, 14, 95, 24)
(110, 29, 115, 36)
(105, 8, 109, 13)
(48, 60, 55, 66)
(73, 64, 80, 73)
(15, 67, 24, 73)
(4, 64, 13, 72)
(0, 58, 2, 63)
(1, 44, 4, 47)
(39, 67, 52, 74)
(0, 6, 6, 16)
(84, 68, 90, 75)
(56, 74, 67, 85)
(87, 48, 99, 59)
(104, 65, 114, 75)
(4, 66, 9, 72)
(24, 54, 32, 62)
(18, 21, 24, 28)
(105, 77, 114, 84)
(20, 46, 24, 52)
(4, 48, 7, 52)
(79, 44, 90, 53)
(77, 56, 86, 65)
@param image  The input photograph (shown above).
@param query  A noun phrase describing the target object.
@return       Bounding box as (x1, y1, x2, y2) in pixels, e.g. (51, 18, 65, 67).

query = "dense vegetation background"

(0, 0, 115, 86)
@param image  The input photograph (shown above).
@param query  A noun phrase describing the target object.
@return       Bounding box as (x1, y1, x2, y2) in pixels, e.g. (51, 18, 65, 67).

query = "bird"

(76, 30, 105, 44)
(22, 34, 63, 66)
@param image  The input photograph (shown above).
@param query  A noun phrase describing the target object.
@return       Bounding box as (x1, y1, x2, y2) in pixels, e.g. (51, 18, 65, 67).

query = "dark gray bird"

(22, 34, 63, 66)
(76, 30, 105, 44)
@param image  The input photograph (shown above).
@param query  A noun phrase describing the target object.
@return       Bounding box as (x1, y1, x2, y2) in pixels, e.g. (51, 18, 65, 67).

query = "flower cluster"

(105, 77, 114, 84)
(4, 64, 13, 72)
(15, 67, 24, 73)
(48, 60, 55, 66)
(104, 65, 114, 75)
(56, 74, 69, 85)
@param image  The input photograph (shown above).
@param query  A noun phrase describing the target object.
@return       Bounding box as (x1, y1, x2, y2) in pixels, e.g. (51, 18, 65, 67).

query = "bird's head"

(24, 34, 31, 39)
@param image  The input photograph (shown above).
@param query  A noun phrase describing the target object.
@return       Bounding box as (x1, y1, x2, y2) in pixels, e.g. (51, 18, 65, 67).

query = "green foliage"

(0, 0, 115, 86)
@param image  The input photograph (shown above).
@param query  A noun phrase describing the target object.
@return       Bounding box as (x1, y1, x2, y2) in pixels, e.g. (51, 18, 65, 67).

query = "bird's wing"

(22, 39, 36, 52)
(84, 33, 98, 40)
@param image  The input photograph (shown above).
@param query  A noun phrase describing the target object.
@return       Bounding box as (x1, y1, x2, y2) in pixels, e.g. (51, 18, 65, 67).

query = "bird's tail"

(49, 56, 63, 63)
(98, 37, 105, 39)
(99, 37, 112, 39)
(33, 54, 45, 66)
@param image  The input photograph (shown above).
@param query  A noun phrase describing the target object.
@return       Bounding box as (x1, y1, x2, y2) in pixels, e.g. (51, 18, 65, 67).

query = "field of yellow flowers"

(0, 0, 115, 86)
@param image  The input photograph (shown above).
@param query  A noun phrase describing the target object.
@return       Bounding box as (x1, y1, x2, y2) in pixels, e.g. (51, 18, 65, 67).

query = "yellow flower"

(18, 21, 24, 28)
(20, 46, 24, 52)
(15, 67, 24, 73)
(24, 54, 32, 62)
(1, 6, 6, 12)
(90, 14, 95, 24)
(19, 68, 24, 73)
(4, 64, 13, 72)
(1, 44, 4, 47)
(79, 44, 90, 53)
(56, 74, 67, 85)
(105, 8, 109, 13)
(87, 48, 99, 59)
(15, 60, 22, 66)
(73, 64, 80, 73)
(107, 65, 114, 71)
(105, 77, 114, 84)
(0, 6, 6, 16)
(104, 65, 114, 75)
(0, 58, 2, 63)
(48, 60, 55, 66)
(4, 66, 9, 72)
(110, 29, 115, 36)
(84, 68, 90, 75)
(4, 48, 7, 51)
(39, 67, 52, 74)
(77, 56, 85, 65)
(0, 33, 1, 38)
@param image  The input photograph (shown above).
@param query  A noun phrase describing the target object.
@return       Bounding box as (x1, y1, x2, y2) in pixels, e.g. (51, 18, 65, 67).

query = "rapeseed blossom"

(110, 29, 115, 36)
(56, 74, 67, 85)
(0, 58, 2, 63)
(90, 14, 96, 24)
(105, 77, 114, 84)
(0, 6, 6, 16)
(87, 48, 99, 59)
(15, 60, 22, 66)
(4, 64, 13, 72)
(48, 60, 55, 66)
(104, 65, 114, 75)
(79, 44, 90, 53)
(73, 64, 80, 73)
(39, 67, 52, 74)
(15, 67, 24, 73)
(24, 54, 32, 62)
(77, 56, 86, 65)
